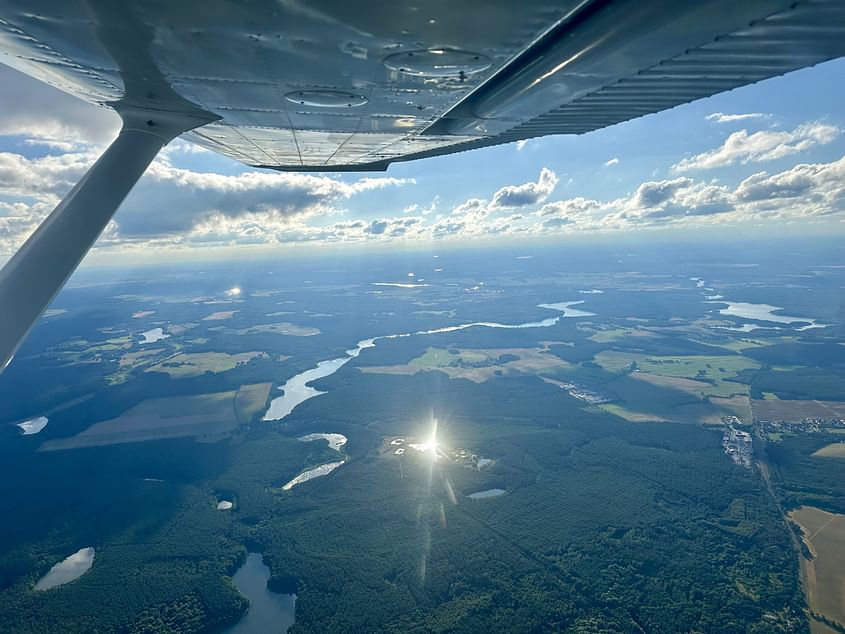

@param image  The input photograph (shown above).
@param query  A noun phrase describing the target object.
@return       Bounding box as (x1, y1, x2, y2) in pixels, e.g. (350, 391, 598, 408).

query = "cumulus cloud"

(0, 145, 412, 252)
(674, 121, 839, 172)
(403, 195, 439, 215)
(536, 197, 599, 219)
(490, 167, 558, 208)
(116, 161, 411, 237)
(705, 112, 770, 124)
(604, 157, 619, 167)
(0, 64, 120, 146)
(734, 156, 845, 216)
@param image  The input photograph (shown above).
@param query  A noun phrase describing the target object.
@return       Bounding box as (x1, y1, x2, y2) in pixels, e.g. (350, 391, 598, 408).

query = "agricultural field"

(754, 399, 845, 422)
(39, 384, 268, 451)
(202, 310, 238, 321)
(790, 506, 845, 631)
(812, 443, 845, 459)
(594, 351, 757, 395)
(361, 346, 567, 383)
(232, 322, 320, 337)
(233, 383, 273, 424)
(146, 351, 264, 378)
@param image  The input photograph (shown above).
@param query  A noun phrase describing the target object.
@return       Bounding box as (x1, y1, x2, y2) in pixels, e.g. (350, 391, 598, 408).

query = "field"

(202, 310, 238, 321)
(790, 506, 845, 629)
(362, 346, 567, 383)
(754, 399, 845, 422)
(812, 443, 845, 459)
(594, 351, 757, 397)
(146, 351, 263, 378)
(39, 384, 269, 450)
(233, 383, 273, 423)
(233, 322, 320, 337)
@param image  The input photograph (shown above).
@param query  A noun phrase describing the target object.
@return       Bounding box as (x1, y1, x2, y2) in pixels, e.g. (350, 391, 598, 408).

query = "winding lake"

(263, 302, 593, 422)
(225, 553, 295, 634)
(35, 547, 95, 590)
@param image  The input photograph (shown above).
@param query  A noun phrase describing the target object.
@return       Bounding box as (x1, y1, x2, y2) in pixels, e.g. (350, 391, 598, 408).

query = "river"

(263, 301, 592, 422)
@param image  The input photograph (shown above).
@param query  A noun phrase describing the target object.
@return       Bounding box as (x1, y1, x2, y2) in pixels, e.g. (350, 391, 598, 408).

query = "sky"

(1, 56, 845, 264)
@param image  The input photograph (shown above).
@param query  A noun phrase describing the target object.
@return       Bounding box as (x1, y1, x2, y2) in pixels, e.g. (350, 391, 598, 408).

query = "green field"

(594, 351, 757, 397)
(146, 351, 264, 378)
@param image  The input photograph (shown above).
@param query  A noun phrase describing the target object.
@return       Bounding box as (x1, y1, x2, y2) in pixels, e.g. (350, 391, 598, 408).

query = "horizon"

(2, 58, 845, 266)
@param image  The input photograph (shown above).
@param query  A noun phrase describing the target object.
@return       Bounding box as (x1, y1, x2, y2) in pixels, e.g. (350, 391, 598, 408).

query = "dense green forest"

(4, 244, 845, 632)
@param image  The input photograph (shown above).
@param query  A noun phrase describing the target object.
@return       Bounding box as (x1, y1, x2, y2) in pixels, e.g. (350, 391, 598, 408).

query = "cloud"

(363, 217, 422, 237)
(0, 150, 98, 202)
(705, 112, 770, 124)
(674, 121, 839, 172)
(632, 177, 695, 208)
(536, 197, 599, 219)
(0, 64, 120, 146)
(734, 156, 845, 217)
(403, 195, 439, 215)
(490, 167, 558, 208)
(0, 145, 413, 252)
(604, 157, 619, 167)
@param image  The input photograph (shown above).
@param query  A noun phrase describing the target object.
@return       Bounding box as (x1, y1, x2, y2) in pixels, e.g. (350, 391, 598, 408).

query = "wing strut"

(0, 111, 206, 372)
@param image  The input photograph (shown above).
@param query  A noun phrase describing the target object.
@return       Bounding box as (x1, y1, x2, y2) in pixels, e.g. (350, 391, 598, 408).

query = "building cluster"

(721, 417, 752, 468)
(447, 448, 492, 469)
(759, 418, 845, 436)
(386, 437, 492, 469)
(557, 381, 613, 405)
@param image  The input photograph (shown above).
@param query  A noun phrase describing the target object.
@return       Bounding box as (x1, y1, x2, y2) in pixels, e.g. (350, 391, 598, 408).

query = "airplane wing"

(1, 0, 844, 369)
(1, 0, 843, 171)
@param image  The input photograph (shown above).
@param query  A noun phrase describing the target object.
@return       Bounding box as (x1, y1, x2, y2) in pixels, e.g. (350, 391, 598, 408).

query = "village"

(721, 416, 753, 468)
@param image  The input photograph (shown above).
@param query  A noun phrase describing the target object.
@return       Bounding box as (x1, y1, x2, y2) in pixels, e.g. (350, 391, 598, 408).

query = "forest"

(4, 244, 845, 632)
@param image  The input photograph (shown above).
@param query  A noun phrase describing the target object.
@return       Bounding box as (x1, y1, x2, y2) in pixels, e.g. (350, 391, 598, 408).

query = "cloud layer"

(2, 99, 844, 256)
(674, 121, 838, 172)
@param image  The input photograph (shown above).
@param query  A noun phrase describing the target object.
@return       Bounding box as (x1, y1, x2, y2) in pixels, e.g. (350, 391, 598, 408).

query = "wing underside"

(0, 0, 844, 171)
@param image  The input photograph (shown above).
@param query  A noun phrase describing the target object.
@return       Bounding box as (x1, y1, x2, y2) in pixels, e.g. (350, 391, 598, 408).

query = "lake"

(282, 460, 345, 490)
(35, 547, 95, 590)
(225, 553, 295, 634)
(263, 302, 593, 422)
(715, 301, 825, 330)
(139, 327, 170, 344)
(263, 339, 374, 421)
(17, 416, 48, 435)
(537, 300, 596, 317)
(468, 488, 506, 499)
(298, 433, 347, 452)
